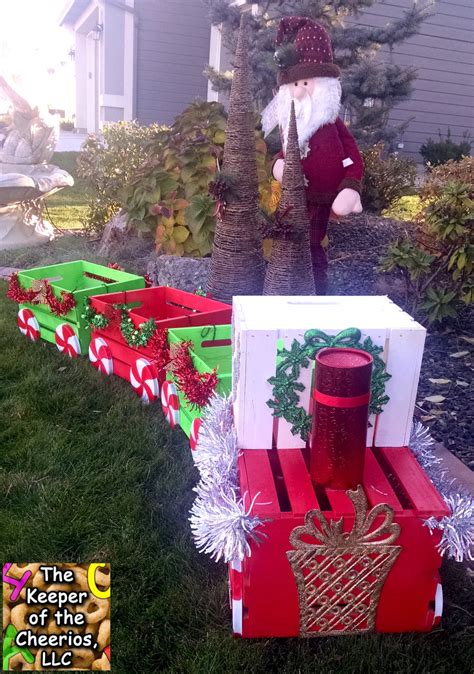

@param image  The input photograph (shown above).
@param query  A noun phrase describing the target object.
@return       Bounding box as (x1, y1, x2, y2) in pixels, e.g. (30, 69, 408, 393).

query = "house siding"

(135, 0, 210, 125)
(352, 0, 474, 160)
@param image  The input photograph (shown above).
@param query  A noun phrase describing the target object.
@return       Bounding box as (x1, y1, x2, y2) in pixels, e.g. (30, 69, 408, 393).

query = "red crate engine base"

(231, 445, 448, 638)
(190, 298, 470, 639)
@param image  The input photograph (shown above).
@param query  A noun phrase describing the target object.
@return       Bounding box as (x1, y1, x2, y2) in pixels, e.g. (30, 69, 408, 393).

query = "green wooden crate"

(166, 324, 232, 439)
(16, 260, 145, 355)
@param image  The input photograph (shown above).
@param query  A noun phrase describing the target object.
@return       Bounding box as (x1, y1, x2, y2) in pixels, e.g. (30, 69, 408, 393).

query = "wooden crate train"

(8, 261, 452, 638)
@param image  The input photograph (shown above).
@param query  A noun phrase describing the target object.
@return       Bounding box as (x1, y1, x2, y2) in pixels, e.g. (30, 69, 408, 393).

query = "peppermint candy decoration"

(17, 308, 40, 341)
(89, 337, 113, 375)
(228, 559, 243, 636)
(190, 417, 202, 452)
(161, 380, 180, 428)
(55, 323, 81, 357)
(130, 357, 159, 404)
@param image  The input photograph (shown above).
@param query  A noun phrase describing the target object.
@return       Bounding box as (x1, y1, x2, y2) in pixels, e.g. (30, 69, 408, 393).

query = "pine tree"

(264, 102, 315, 295)
(206, 17, 265, 303)
(204, 0, 432, 147)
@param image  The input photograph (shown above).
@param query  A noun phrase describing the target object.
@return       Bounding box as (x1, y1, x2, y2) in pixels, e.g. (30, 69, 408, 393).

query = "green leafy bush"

(420, 129, 471, 168)
(380, 181, 473, 323)
(361, 144, 417, 213)
(59, 119, 75, 131)
(123, 101, 274, 256)
(420, 156, 474, 200)
(77, 121, 164, 233)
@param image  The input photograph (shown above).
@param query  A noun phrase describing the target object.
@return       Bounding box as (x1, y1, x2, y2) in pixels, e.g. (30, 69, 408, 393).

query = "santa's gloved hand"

(331, 188, 363, 217)
(273, 158, 285, 183)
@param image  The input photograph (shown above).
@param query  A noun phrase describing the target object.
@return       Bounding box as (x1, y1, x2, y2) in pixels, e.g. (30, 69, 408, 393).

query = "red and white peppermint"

(130, 357, 159, 404)
(17, 308, 40, 341)
(229, 560, 243, 636)
(89, 336, 113, 375)
(190, 417, 202, 452)
(55, 323, 81, 357)
(161, 380, 180, 428)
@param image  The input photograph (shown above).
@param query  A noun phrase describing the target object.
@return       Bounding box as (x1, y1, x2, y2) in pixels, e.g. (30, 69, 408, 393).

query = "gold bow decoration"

(30, 279, 49, 305)
(287, 486, 401, 636)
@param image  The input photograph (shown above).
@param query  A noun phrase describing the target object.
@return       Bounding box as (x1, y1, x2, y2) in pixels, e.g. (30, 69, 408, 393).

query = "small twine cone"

(206, 16, 265, 304)
(263, 102, 315, 296)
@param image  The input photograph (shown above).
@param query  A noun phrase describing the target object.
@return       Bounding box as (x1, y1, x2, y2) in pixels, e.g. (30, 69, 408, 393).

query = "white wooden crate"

(232, 296, 426, 449)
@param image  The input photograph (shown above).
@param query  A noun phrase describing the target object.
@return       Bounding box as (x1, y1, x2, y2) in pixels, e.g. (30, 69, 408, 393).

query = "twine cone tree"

(263, 102, 315, 296)
(206, 17, 265, 303)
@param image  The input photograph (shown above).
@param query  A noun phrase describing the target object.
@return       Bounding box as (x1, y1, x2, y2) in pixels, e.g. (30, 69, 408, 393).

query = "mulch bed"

(328, 214, 473, 468)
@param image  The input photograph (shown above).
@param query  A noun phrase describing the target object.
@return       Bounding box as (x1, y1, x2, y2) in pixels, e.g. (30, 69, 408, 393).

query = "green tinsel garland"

(267, 328, 391, 441)
(81, 303, 110, 330)
(115, 304, 157, 347)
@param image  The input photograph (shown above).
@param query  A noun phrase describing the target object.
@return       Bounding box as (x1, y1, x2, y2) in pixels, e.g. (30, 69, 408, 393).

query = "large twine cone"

(206, 16, 265, 304)
(264, 102, 315, 296)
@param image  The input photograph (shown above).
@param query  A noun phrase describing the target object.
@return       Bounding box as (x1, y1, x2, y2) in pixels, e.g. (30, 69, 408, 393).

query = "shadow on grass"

(0, 285, 472, 673)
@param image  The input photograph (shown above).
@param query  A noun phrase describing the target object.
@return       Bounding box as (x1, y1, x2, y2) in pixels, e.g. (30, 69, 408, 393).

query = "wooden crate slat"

(241, 451, 281, 517)
(379, 447, 449, 517)
(364, 447, 403, 511)
(277, 449, 319, 514)
(324, 488, 354, 516)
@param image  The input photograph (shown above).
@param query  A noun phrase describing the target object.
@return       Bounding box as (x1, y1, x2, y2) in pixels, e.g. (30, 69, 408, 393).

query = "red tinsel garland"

(7, 273, 76, 317)
(150, 328, 170, 375)
(172, 340, 218, 409)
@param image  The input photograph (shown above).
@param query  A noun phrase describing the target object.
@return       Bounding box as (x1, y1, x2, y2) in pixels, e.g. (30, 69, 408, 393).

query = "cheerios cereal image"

(2, 563, 110, 671)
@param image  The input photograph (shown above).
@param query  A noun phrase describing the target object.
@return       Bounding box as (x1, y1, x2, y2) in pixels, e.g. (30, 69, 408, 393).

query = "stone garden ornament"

(0, 77, 73, 249)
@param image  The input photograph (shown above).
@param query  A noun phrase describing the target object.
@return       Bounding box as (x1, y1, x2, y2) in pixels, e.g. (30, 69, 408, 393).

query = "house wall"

(135, 0, 211, 125)
(351, 0, 474, 160)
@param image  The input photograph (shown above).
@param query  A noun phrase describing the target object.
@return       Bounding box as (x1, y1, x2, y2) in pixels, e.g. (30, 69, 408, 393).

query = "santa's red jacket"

(274, 117, 364, 206)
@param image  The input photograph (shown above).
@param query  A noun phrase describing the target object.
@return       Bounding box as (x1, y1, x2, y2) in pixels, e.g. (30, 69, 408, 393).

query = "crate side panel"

(235, 327, 278, 450)
(242, 521, 301, 638)
(374, 327, 426, 447)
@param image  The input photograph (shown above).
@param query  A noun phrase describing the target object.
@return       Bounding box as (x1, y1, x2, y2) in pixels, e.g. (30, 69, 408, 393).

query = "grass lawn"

(1, 286, 473, 673)
(383, 195, 422, 222)
(46, 152, 88, 230)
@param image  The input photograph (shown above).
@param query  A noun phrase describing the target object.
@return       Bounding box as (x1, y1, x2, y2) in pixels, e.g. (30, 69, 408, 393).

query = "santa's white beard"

(276, 78, 342, 153)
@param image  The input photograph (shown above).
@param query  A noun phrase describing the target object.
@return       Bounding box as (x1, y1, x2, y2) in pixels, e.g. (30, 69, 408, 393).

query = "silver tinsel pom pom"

(189, 394, 266, 564)
(410, 422, 474, 563)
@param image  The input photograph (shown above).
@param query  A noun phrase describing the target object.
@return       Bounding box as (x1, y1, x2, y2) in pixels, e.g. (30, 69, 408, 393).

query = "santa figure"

(263, 17, 364, 294)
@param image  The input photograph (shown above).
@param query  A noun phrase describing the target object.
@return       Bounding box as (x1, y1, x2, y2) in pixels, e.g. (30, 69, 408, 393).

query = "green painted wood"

(167, 324, 232, 436)
(16, 261, 145, 353)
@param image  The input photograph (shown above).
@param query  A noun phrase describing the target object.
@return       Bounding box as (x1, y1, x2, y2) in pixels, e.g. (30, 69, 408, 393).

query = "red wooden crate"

(87, 287, 231, 403)
(230, 446, 449, 638)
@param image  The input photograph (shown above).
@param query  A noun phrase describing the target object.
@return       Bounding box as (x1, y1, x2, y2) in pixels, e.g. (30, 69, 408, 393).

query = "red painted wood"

(379, 447, 449, 517)
(363, 448, 403, 512)
(277, 449, 319, 514)
(232, 446, 448, 637)
(241, 451, 281, 517)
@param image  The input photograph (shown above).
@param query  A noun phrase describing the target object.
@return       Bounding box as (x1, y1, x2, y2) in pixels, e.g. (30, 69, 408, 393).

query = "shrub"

(123, 101, 275, 256)
(420, 129, 471, 168)
(380, 181, 473, 323)
(77, 120, 164, 234)
(420, 156, 474, 200)
(361, 144, 417, 213)
(60, 119, 75, 131)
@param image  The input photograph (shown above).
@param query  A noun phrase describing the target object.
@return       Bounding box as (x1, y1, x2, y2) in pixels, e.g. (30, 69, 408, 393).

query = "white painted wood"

(233, 296, 426, 450)
(375, 325, 426, 447)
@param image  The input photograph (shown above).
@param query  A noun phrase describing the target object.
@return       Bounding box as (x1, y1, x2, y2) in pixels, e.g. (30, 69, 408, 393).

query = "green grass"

(383, 196, 422, 222)
(46, 152, 88, 230)
(1, 287, 473, 673)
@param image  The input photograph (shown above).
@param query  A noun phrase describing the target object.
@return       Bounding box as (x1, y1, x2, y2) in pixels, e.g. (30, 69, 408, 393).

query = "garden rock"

(147, 255, 210, 292)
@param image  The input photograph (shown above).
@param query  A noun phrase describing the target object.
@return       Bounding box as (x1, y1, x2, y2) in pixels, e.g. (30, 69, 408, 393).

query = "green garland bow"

(81, 302, 110, 330)
(115, 304, 157, 347)
(267, 328, 391, 441)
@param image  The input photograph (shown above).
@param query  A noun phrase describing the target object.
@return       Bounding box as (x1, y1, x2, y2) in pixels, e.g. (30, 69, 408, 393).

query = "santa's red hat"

(275, 16, 340, 85)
